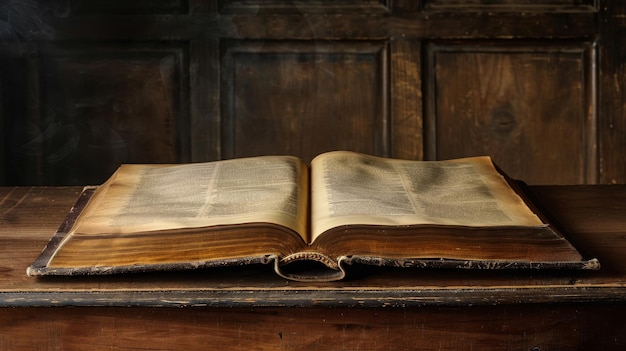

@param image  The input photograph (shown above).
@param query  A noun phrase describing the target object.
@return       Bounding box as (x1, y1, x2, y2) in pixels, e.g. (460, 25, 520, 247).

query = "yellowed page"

(68, 156, 309, 240)
(310, 151, 544, 241)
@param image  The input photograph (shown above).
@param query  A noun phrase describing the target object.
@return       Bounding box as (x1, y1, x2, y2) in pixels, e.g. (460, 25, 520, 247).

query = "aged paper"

(68, 156, 309, 240)
(310, 151, 543, 240)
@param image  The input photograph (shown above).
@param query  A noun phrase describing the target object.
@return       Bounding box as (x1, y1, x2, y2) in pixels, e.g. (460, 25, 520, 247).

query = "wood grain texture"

(426, 42, 595, 184)
(598, 0, 626, 184)
(221, 40, 389, 161)
(423, 0, 596, 11)
(390, 39, 423, 160)
(1, 305, 625, 350)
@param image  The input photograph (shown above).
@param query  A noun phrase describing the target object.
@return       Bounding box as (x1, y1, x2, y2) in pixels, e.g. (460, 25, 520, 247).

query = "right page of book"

(310, 151, 544, 241)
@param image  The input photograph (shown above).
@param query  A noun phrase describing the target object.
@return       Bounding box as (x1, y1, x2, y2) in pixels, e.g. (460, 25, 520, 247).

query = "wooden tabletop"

(1, 185, 625, 308)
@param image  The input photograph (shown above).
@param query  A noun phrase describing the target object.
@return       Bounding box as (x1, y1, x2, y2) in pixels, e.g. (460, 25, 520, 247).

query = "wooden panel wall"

(425, 42, 596, 184)
(221, 40, 388, 162)
(1, 0, 624, 185)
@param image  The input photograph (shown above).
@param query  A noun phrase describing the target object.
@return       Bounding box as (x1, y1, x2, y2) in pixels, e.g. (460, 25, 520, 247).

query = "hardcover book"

(27, 151, 599, 281)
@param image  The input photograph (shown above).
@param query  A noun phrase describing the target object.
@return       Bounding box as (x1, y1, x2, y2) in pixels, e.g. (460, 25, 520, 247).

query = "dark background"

(1, 0, 624, 186)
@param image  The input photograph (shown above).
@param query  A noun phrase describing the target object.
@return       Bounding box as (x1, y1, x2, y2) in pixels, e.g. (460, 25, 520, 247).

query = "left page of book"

(72, 156, 309, 236)
(43, 156, 310, 270)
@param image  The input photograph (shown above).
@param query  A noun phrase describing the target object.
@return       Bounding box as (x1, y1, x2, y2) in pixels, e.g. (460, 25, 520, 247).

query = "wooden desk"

(1, 186, 625, 350)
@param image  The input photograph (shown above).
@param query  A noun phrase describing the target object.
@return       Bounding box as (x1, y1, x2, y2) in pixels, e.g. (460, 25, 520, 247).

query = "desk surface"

(1, 185, 625, 308)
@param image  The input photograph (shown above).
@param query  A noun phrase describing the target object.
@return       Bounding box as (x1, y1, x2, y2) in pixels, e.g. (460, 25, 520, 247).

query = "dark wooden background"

(1, 0, 624, 186)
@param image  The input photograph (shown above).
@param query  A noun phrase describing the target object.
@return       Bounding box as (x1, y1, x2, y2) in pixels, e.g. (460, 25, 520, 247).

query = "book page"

(310, 151, 544, 241)
(69, 156, 309, 240)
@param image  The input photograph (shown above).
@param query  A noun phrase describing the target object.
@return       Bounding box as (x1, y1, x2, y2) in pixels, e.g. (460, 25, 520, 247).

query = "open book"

(28, 151, 599, 281)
